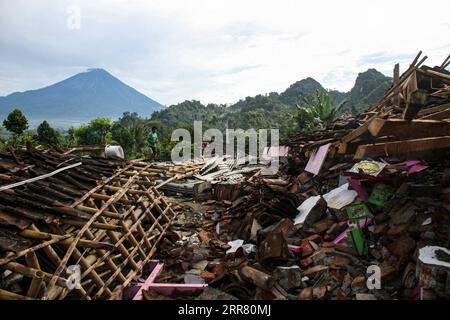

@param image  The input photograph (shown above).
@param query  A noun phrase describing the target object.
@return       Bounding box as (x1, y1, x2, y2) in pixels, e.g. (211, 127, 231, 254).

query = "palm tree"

(126, 123, 147, 154)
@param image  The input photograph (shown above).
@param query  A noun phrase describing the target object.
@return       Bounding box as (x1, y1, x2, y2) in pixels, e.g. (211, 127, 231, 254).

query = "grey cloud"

(358, 51, 415, 66)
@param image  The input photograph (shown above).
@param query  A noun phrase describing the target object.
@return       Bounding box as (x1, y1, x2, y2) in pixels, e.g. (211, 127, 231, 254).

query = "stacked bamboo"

(0, 147, 180, 300)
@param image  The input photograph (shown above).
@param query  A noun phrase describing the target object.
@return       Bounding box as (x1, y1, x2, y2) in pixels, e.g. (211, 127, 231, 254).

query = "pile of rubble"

(0, 145, 199, 300)
(136, 52, 450, 300)
(1, 52, 449, 301)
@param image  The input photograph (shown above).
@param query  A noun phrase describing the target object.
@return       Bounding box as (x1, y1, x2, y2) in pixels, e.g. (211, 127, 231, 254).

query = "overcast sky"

(0, 0, 449, 105)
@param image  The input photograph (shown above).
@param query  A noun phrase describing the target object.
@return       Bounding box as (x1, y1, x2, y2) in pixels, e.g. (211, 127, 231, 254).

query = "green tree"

(111, 113, 147, 157)
(90, 117, 112, 144)
(64, 127, 76, 146)
(36, 120, 60, 146)
(74, 117, 112, 145)
(3, 109, 29, 135)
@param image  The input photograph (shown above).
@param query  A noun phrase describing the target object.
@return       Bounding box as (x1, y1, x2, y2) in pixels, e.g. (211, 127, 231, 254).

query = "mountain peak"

(85, 68, 112, 76)
(285, 77, 324, 94)
(344, 68, 392, 113)
(279, 77, 325, 105)
(87, 68, 107, 73)
(354, 68, 390, 85)
(0, 69, 163, 127)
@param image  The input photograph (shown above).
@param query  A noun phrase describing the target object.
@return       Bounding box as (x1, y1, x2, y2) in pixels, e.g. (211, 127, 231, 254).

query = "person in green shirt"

(147, 126, 159, 160)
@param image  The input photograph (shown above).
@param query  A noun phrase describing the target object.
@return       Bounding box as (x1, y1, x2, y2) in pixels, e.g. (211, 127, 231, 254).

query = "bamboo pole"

(81, 229, 127, 284)
(47, 225, 113, 299)
(76, 204, 124, 219)
(27, 270, 45, 298)
(29, 226, 87, 300)
(112, 210, 178, 296)
(60, 218, 122, 231)
(0, 289, 34, 300)
(71, 164, 134, 207)
(25, 251, 41, 270)
(0, 233, 71, 266)
(4, 261, 68, 287)
(79, 202, 158, 278)
(104, 200, 147, 260)
(19, 229, 114, 250)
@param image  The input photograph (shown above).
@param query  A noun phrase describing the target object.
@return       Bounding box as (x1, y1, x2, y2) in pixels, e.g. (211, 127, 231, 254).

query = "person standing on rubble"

(147, 126, 159, 161)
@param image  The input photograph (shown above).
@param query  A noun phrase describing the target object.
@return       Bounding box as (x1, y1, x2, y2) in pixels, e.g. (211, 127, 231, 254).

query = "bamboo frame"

(0, 157, 192, 300)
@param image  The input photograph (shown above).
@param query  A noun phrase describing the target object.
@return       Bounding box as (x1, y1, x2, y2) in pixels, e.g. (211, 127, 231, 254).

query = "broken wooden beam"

(354, 136, 450, 159)
(368, 119, 450, 139)
(420, 108, 450, 120)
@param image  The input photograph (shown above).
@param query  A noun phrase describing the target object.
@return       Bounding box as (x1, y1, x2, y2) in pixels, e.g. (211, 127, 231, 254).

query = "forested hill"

(150, 68, 392, 137)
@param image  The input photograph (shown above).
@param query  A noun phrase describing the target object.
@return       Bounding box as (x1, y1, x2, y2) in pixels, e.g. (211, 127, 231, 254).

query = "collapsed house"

(0, 145, 203, 300)
(143, 52, 450, 300)
(1, 51, 449, 301)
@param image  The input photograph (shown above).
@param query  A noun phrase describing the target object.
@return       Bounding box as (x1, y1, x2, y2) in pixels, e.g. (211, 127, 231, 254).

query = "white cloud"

(0, 0, 449, 105)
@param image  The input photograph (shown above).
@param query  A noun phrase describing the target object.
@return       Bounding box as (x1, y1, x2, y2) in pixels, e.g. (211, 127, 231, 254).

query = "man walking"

(147, 126, 159, 160)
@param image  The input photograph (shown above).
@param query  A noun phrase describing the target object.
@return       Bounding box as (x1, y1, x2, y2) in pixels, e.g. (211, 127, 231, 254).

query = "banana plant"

(295, 90, 346, 131)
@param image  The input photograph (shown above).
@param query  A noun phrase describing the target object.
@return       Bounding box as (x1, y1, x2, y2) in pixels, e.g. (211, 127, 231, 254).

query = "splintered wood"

(350, 52, 450, 159)
(284, 51, 450, 163)
(0, 149, 180, 300)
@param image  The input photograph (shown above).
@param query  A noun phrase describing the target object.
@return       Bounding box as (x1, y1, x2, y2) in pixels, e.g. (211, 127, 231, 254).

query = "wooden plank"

(340, 119, 372, 144)
(410, 51, 422, 68)
(368, 119, 450, 139)
(393, 63, 400, 106)
(418, 103, 450, 116)
(439, 53, 450, 70)
(354, 136, 450, 159)
(423, 69, 450, 81)
(420, 108, 450, 120)
(374, 59, 425, 110)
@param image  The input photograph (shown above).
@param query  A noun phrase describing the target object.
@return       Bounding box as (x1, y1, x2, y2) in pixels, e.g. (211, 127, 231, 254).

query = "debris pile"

(1, 51, 449, 301)
(139, 52, 450, 300)
(285, 51, 450, 170)
(0, 146, 192, 300)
